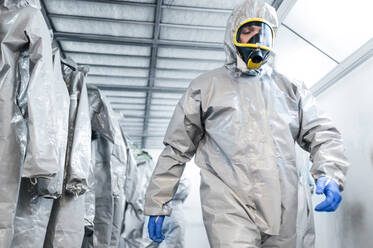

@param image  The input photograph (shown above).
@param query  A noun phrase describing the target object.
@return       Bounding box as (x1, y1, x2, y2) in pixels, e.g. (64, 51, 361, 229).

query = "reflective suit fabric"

(121, 151, 155, 248)
(295, 144, 315, 248)
(109, 113, 128, 248)
(120, 146, 189, 248)
(0, 2, 64, 246)
(2, 1, 62, 181)
(118, 134, 138, 248)
(33, 48, 70, 199)
(88, 86, 115, 247)
(87, 86, 127, 248)
(44, 61, 91, 248)
(81, 140, 97, 248)
(144, 0, 349, 247)
(11, 48, 70, 248)
(11, 179, 54, 248)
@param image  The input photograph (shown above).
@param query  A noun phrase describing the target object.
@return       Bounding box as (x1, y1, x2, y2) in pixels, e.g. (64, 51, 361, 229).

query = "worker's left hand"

(315, 176, 342, 212)
(148, 215, 165, 243)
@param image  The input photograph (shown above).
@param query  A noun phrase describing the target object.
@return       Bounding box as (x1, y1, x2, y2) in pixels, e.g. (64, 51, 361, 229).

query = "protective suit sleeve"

(173, 177, 190, 202)
(144, 84, 204, 216)
(296, 83, 349, 190)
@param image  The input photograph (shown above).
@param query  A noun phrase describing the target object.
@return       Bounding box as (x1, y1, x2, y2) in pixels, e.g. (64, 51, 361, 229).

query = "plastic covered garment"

(122, 149, 190, 248)
(85, 86, 127, 248)
(11, 179, 54, 248)
(0, 2, 67, 246)
(61, 58, 91, 196)
(295, 145, 315, 248)
(3, 0, 40, 8)
(81, 140, 96, 248)
(43, 58, 91, 248)
(144, 0, 349, 247)
(121, 150, 155, 248)
(11, 48, 70, 248)
(110, 112, 128, 248)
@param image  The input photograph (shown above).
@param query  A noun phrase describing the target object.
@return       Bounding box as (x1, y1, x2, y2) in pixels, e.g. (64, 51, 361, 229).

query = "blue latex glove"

(315, 176, 342, 212)
(148, 215, 165, 243)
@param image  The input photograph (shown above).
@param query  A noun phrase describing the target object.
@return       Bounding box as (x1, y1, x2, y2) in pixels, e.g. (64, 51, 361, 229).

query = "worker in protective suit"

(144, 0, 349, 247)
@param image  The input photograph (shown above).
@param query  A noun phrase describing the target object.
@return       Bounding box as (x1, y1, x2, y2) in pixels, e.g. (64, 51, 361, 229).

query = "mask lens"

(236, 21, 273, 48)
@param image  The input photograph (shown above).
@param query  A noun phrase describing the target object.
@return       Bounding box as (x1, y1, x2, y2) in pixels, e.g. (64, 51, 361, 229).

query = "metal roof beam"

(64, 50, 149, 59)
(54, 32, 224, 50)
(89, 74, 148, 80)
(80, 64, 148, 70)
(89, 74, 191, 82)
(275, 0, 298, 23)
(92, 84, 186, 93)
(282, 24, 339, 64)
(64, 50, 224, 62)
(106, 95, 147, 99)
(49, 13, 154, 25)
(312, 38, 373, 96)
(126, 134, 165, 138)
(111, 102, 175, 107)
(115, 108, 172, 114)
(48, 13, 226, 31)
(75, 0, 233, 14)
(105, 95, 179, 101)
(161, 4, 232, 13)
(121, 114, 170, 120)
(78, 0, 156, 7)
(55, 32, 152, 47)
(272, 0, 284, 10)
(80, 63, 207, 73)
(142, 0, 163, 149)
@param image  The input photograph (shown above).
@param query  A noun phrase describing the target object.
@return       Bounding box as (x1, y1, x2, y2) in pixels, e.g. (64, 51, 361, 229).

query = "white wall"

(312, 56, 373, 247)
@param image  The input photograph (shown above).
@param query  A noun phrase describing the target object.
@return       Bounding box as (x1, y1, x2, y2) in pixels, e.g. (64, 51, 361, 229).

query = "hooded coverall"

(144, 0, 349, 247)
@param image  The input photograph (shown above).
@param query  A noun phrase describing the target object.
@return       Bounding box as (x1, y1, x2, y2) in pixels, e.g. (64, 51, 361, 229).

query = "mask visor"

(235, 20, 273, 50)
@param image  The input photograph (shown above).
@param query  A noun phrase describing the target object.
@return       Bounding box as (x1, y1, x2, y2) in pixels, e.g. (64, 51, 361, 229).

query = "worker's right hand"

(148, 215, 165, 243)
(315, 176, 342, 212)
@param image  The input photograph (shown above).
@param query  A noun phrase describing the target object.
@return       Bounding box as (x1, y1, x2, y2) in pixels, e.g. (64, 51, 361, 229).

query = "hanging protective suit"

(43, 58, 91, 248)
(81, 137, 96, 248)
(0, 1, 68, 246)
(110, 112, 128, 248)
(121, 148, 190, 248)
(118, 130, 139, 248)
(11, 47, 70, 248)
(85, 86, 127, 248)
(121, 150, 155, 248)
(144, 0, 349, 247)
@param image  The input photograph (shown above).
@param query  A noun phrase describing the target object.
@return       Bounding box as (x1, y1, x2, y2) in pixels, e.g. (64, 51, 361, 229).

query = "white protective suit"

(121, 147, 189, 248)
(44, 58, 91, 248)
(144, 0, 349, 247)
(84, 86, 127, 248)
(11, 48, 70, 248)
(0, 1, 68, 246)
